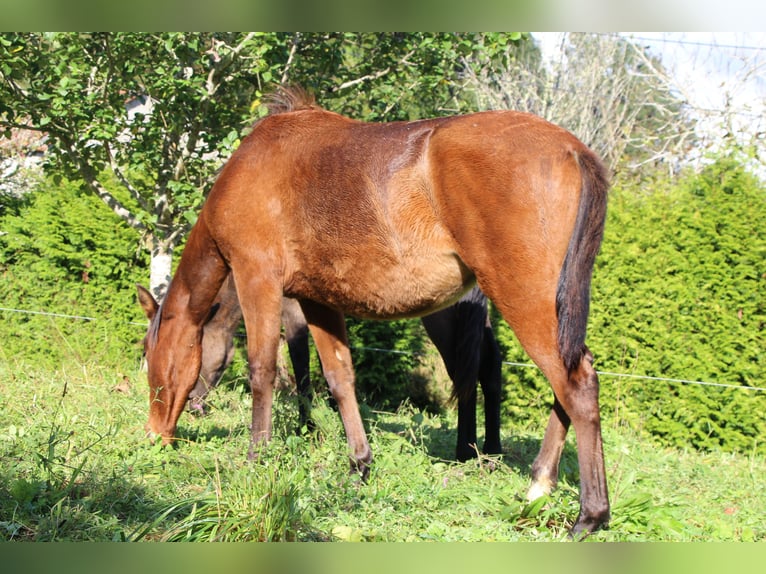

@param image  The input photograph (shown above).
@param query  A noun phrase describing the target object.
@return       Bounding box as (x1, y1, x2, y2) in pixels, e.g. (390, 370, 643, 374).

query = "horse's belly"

(288, 248, 474, 320)
(357, 251, 474, 318)
(284, 173, 475, 318)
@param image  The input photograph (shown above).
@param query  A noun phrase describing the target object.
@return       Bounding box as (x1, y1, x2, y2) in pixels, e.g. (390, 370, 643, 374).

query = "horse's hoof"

(144, 423, 174, 446)
(569, 511, 610, 539)
(456, 444, 479, 462)
(349, 457, 371, 482)
(186, 399, 208, 416)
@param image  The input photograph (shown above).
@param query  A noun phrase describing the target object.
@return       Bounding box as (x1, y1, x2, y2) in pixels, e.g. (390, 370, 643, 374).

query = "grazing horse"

(137, 87, 609, 534)
(142, 277, 503, 462)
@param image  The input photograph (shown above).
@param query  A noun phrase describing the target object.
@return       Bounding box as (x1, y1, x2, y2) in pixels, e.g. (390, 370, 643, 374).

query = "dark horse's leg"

(478, 309, 503, 456)
(421, 303, 472, 460)
(281, 297, 312, 429)
(188, 274, 242, 413)
(422, 286, 502, 462)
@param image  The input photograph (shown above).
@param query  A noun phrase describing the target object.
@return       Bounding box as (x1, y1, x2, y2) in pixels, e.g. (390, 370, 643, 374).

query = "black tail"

(556, 150, 609, 373)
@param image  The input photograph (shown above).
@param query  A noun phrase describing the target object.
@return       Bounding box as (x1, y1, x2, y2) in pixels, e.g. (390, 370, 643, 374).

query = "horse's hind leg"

(532, 349, 608, 533)
(478, 315, 503, 456)
(281, 298, 312, 430)
(483, 284, 608, 534)
(298, 299, 372, 478)
(559, 350, 609, 535)
(526, 397, 570, 501)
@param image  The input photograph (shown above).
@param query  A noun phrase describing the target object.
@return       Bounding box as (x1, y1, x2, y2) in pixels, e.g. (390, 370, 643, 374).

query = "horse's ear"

(136, 284, 159, 321)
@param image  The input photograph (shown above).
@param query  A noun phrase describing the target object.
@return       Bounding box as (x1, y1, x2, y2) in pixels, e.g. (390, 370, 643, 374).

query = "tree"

(460, 32, 695, 175)
(275, 32, 528, 121)
(0, 32, 286, 297)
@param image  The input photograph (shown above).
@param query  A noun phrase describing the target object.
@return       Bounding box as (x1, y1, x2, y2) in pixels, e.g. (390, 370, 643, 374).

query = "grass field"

(1, 356, 764, 542)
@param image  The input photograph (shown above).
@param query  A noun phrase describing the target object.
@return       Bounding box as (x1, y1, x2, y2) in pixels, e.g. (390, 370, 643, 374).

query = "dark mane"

(264, 86, 319, 115)
(146, 303, 163, 347)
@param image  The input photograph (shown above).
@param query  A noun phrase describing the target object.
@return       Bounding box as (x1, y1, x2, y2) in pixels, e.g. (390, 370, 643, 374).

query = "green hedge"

(0, 178, 149, 369)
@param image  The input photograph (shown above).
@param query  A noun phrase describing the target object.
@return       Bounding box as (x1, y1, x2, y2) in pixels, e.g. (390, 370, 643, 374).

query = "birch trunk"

(149, 238, 173, 300)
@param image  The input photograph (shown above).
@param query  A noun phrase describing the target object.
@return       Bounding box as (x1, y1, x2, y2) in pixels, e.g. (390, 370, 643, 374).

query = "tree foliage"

(462, 32, 694, 174)
(0, 32, 282, 295)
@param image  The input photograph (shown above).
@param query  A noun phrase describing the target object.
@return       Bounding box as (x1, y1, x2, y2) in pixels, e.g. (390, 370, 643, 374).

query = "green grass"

(1, 358, 764, 542)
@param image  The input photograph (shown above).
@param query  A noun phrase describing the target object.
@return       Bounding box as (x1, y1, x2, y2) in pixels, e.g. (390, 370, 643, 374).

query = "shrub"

(0, 177, 149, 368)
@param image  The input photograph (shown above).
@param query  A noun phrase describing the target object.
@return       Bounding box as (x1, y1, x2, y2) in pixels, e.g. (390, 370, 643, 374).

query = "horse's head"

(137, 284, 204, 444)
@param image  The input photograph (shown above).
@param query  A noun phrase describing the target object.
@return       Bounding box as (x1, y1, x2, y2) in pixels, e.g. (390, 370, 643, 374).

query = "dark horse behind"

(138, 278, 502, 462)
(137, 87, 609, 535)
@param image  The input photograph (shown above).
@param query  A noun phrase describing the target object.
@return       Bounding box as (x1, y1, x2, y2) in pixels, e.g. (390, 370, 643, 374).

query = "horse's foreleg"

(299, 300, 372, 478)
(233, 275, 284, 461)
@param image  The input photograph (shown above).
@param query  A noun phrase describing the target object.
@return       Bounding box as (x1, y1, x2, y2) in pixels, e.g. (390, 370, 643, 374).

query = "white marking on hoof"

(526, 478, 554, 502)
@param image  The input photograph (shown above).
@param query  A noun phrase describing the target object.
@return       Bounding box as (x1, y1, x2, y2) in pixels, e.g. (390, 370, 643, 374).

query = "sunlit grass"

(1, 359, 764, 542)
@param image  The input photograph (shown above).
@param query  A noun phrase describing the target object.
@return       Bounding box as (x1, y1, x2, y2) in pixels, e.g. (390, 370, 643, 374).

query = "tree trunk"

(149, 237, 173, 301)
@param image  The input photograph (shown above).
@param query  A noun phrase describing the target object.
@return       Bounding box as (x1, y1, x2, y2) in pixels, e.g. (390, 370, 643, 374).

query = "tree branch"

(63, 142, 146, 232)
(333, 68, 392, 92)
(281, 33, 300, 85)
(103, 141, 151, 213)
(206, 32, 257, 90)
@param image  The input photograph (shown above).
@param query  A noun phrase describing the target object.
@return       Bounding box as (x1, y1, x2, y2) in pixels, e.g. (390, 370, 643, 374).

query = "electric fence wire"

(1, 305, 763, 393)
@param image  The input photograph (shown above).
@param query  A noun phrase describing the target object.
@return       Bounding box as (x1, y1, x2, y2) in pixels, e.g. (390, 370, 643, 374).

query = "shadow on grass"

(174, 423, 250, 444)
(0, 465, 177, 541)
(371, 414, 580, 485)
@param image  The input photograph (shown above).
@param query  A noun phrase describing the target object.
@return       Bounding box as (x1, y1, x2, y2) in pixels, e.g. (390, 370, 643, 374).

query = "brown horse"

(142, 277, 503, 462)
(137, 87, 609, 534)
